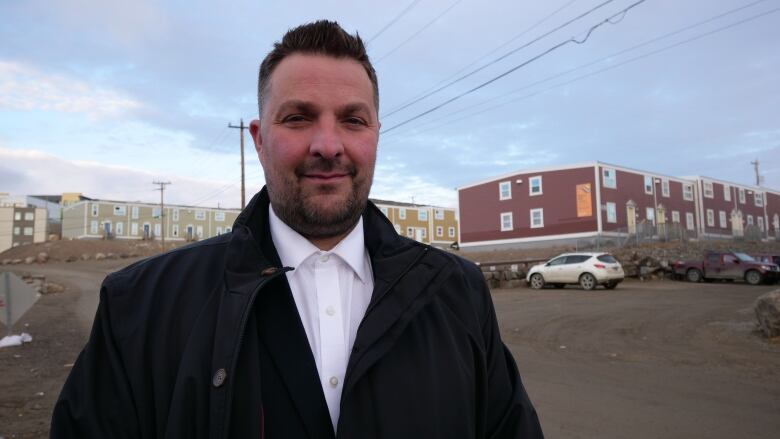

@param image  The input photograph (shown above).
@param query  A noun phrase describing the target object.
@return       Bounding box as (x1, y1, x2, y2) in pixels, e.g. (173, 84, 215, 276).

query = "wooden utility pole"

(153, 181, 171, 251)
(228, 119, 249, 209)
(751, 159, 761, 186)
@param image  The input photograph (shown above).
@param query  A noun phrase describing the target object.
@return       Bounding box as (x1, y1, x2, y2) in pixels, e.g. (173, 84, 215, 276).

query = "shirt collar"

(268, 204, 370, 283)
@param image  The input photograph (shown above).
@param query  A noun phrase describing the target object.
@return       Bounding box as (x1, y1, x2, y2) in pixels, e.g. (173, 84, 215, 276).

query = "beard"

(266, 156, 373, 240)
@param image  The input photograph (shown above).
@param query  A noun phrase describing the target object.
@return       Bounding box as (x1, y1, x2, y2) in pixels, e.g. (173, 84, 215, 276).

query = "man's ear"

(249, 119, 263, 162)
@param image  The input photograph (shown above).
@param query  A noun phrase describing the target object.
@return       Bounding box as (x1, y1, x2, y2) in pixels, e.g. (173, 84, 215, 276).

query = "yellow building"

(372, 199, 459, 247)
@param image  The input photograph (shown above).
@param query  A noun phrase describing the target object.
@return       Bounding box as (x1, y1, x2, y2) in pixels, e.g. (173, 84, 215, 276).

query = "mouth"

(301, 173, 351, 183)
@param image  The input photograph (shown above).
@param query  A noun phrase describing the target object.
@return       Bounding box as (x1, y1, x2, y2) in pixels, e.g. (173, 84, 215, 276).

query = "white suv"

(526, 252, 624, 290)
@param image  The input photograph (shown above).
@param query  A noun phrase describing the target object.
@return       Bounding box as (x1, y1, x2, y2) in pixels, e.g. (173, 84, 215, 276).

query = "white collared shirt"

(268, 205, 374, 431)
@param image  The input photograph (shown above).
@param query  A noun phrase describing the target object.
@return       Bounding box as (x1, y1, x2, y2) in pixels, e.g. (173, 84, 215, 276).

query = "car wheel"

(686, 269, 702, 283)
(529, 273, 545, 289)
(745, 270, 762, 286)
(579, 273, 596, 290)
(604, 281, 617, 290)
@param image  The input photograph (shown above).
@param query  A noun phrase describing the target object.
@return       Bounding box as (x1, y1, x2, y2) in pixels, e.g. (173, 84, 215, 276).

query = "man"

(51, 20, 543, 438)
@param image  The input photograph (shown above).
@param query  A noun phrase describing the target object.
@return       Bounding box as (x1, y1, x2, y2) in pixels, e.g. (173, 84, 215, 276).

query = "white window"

(758, 216, 765, 231)
(747, 215, 753, 226)
(153, 207, 162, 218)
(606, 202, 616, 223)
(723, 184, 731, 202)
(602, 168, 616, 189)
(434, 209, 444, 220)
(13, 226, 20, 235)
(500, 212, 513, 231)
(380, 207, 388, 216)
(661, 179, 670, 197)
(719, 211, 727, 228)
(131, 222, 138, 235)
(418, 210, 428, 221)
(24, 212, 34, 221)
(195, 210, 206, 220)
(703, 181, 713, 198)
(436, 226, 443, 237)
(530, 208, 544, 228)
(683, 184, 694, 201)
(131, 206, 139, 219)
(420, 228, 426, 238)
(755, 192, 764, 207)
(644, 176, 654, 194)
(406, 226, 414, 237)
(499, 181, 512, 200)
(216, 226, 223, 235)
(91, 220, 98, 234)
(154, 223, 162, 237)
(115, 222, 124, 236)
(448, 226, 455, 238)
(672, 211, 680, 223)
(686, 212, 695, 231)
(173, 224, 179, 237)
(706, 209, 715, 227)
(399, 208, 406, 220)
(113, 205, 126, 216)
(23, 227, 33, 236)
(646, 207, 655, 225)
(172, 209, 179, 221)
(739, 188, 746, 204)
(196, 225, 203, 238)
(91, 204, 99, 217)
(215, 211, 226, 221)
(529, 176, 542, 196)
(14, 212, 21, 220)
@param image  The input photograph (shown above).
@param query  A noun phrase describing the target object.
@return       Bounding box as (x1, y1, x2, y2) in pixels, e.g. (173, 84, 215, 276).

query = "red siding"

(766, 192, 780, 236)
(700, 181, 767, 234)
(459, 167, 597, 243)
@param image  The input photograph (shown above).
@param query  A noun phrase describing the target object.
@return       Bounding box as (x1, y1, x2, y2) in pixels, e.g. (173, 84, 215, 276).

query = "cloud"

(0, 61, 141, 117)
(372, 163, 457, 208)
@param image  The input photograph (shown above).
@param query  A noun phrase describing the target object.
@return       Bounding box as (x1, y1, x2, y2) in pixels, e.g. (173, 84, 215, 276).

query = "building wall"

(12, 207, 37, 247)
(0, 208, 12, 253)
(458, 166, 598, 245)
(374, 202, 458, 246)
(34, 208, 47, 243)
(62, 203, 87, 239)
(766, 191, 780, 238)
(697, 178, 769, 236)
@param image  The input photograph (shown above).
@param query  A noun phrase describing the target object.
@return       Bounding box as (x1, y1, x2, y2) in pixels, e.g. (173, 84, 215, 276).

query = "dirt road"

(1, 262, 779, 438)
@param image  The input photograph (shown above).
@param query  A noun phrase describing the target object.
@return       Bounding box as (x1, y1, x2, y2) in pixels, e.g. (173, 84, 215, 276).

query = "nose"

(309, 118, 344, 159)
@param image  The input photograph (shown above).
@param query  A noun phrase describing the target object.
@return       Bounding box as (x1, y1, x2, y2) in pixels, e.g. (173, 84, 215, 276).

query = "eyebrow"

(274, 100, 374, 119)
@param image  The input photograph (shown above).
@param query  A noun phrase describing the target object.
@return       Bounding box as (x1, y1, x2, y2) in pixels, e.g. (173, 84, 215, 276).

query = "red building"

(457, 162, 777, 249)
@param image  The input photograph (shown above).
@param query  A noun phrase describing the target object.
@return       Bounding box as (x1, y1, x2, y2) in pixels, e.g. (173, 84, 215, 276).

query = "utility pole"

(228, 119, 249, 209)
(153, 181, 171, 252)
(751, 159, 761, 186)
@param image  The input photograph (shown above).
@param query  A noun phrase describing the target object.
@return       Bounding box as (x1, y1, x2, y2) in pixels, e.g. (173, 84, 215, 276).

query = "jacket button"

(212, 368, 227, 387)
(261, 267, 278, 276)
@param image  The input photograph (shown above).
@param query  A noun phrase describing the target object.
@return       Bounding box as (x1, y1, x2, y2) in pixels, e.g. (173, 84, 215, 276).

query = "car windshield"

(734, 252, 755, 262)
(597, 254, 617, 263)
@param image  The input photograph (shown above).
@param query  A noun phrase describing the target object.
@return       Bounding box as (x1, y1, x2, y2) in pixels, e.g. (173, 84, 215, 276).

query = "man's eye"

(282, 115, 308, 123)
(344, 117, 366, 125)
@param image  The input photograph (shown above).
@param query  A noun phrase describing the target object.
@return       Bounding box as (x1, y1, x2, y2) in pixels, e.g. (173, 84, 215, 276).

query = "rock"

(81, 253, 91, 261)
(24, 256, 36, 264)
(11, 259, 22, 265)
(36, 252, 48, 263)
(119, 253, 129, 259)
(48, 234, 60, 241)
(94, 252, 106, 261)
(41, 282, 65, 294)
(755, 290, 780, 338)
(129, 252, 140, 258)
(1, 259, 10, 265)
(106, 252, 118, 260)
(65, 255, 78, 263)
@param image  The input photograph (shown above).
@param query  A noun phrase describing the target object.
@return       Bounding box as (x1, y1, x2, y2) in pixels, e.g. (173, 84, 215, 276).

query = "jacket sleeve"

(50, 280, 141, 439)
(469, 265, 544, 439)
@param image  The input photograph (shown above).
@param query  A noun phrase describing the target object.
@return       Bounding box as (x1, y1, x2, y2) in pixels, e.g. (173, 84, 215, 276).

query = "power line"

(384, 4, 780, 140)
(367, 0, 424, 44)
(375, 0, 463, 63)
(381, 0, 648, 134)
(381, 0, 613, 118)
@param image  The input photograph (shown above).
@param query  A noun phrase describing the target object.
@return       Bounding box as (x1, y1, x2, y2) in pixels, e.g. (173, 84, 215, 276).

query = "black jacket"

(51, 188, 543, 438)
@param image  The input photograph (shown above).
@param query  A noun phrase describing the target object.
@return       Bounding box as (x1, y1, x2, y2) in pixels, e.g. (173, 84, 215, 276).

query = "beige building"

(372, 199, 459, 247)
(62, 199, 240, 242)
(0, 194, 48, 253)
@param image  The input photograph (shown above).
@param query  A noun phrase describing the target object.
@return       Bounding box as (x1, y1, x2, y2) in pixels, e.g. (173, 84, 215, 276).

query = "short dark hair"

(257, 20, 379, 116)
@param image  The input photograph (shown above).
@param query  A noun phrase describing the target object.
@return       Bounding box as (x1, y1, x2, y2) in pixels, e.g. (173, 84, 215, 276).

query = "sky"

(1, 0, 778, 209)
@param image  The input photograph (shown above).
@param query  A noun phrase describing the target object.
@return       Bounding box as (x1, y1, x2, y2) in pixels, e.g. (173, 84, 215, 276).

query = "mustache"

(295, 157, 356, 176)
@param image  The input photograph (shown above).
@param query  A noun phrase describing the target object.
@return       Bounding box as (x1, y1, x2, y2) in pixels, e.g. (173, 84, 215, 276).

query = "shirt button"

(319, 254, 329, 263)
(329, 376, 339, 387)
(325, 306, 336, 316)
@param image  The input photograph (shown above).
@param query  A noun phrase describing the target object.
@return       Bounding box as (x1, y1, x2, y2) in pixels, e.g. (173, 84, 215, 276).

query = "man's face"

(250, 53, 379, 240)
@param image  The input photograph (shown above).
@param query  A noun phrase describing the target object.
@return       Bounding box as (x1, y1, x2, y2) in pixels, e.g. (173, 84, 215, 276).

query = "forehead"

(264, 54, 375, 113)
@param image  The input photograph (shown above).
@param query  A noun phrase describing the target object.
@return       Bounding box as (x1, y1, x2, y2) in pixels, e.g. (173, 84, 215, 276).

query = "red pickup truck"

(673, 251, 780, 285)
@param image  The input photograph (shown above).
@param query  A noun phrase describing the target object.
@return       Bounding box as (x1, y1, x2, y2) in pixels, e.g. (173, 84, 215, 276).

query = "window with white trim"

(671, 211, 680, 223)
(23, 227, 33, 236)
(195, 210, 206, 220)
(602, 168, 616, 189)
(216, 226, 223, 235)
(172, 224, 179, 237)
(738, 188, 745, 204)
(153, 207, 162, 218)
(418, 210, 428, 221)
(172, 209, 179, 221)
(24, 212, 34, 221)
(214, 211, 226, 221)
(683, 184, 694, 201)
(529, 176, 542, 196)
(379, 206, 388, 216)
(399, 208, 406, 220)
(131, 222, 138, 236)
(499, 181, 512, 200)
(91, 204, 99, 217)
(703, 181, 713, 198)
(14, 212, 21, 220)
(420, 228, 426, 238)
(755, 192, 764, 207)
(661, 179, 670, 197)
(719, 211, 727, 228)
(723, 184, 731, 202)
(13, 226, 20, 235)
(758, 216, 764, 231)
(436, 226, 443, 237)
(448, 227, 455, 238)
(406, 226, 414, 237)
(91, 220, 98, 234)
(434, 209, 444, 220)
(646, 207, 655, 224)
(500, 212, 513, 231)
(113, 205, 126, 216)
(115, 222, 124, 236)
(706, 209, 715, 227)
(131, 206, 139, 219)
(530, 208, 544, 228)
(154, 223, 162, 237)
(686, 213, 695, 231)
(644, 176, 654, 194)
(606, 202, 616, 223)
(747, 215, 753, 226)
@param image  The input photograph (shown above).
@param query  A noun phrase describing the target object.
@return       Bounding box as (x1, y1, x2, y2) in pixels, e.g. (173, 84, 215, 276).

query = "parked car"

(753, 254, 780, 266)
(526, 252, 625, 290)
(673, 251, 779, 285)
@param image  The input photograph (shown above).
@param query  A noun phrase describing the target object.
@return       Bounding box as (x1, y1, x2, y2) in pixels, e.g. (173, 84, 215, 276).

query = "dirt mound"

(0, 239, 186, 263)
